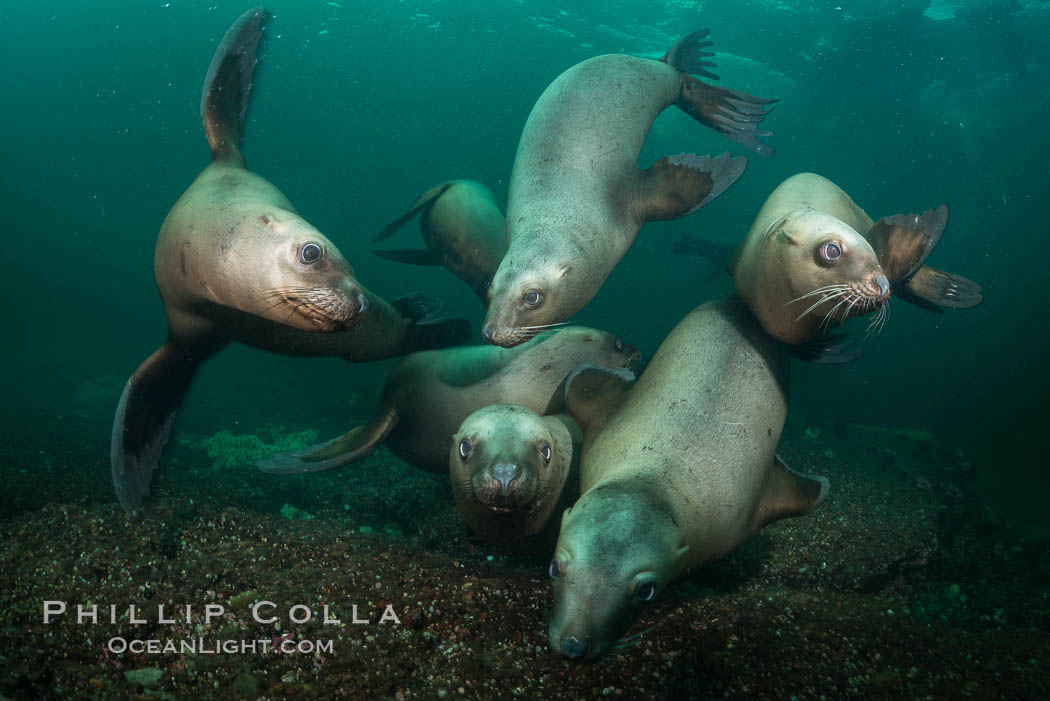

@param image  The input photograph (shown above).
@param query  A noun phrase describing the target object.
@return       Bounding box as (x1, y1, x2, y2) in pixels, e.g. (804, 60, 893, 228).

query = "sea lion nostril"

(876, 275, 890, 298)
(356, 292, 369, 315)
(492, 463, 520, 496)
(481, 324, 496, 342)
(561, 636, 589, 660)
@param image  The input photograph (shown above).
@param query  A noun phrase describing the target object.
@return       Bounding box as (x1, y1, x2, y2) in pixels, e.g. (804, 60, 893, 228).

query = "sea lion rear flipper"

(111, 342, 206, 516)
(867, 205, 948, 282)
(640, 153, 747, 222)
(672, 233, 737, 282)
(754, 454, 829, 530)
(372, 248, 442, 266)
(662, 30, 777, 156)
(255, 412, 397, 474)
(900, 265, 983, 310)
(564, 365, 637, 440)
(201, 7, 267, 163)
(373, 182, 455, 242)
(789, 333, 864, 364)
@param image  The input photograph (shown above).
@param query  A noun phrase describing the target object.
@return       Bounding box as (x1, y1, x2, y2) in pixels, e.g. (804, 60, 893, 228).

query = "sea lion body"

(111, 8, 468, 516)
(549, 296, 827, 661)
(450, 406, 581, 551)
(482, 31, 775, 347)
(257, 327, 639, 475)
(373, 180, 507, 302)
(731, 173, 890, 345)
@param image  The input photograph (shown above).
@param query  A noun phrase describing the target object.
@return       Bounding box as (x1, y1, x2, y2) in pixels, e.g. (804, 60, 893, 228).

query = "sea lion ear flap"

(564, 365, 636, 440)
(867, 205, 947, 283)
(753, 454, 830, 531)
(545, 414, 581, 478)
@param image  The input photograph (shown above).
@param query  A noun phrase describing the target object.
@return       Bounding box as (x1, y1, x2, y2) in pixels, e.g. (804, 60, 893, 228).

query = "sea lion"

(111, 8, 468, 516)
(548, 296, 828, 661)
(482, 28, 775, 347)
(731, 173, 980, 347)
(450, 406, 581, 552)
(372, 180, 507, 302)
(256, 327, 639, 475)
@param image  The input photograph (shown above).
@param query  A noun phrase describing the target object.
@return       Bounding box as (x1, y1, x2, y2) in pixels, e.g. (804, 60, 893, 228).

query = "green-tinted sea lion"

(482, 29, 775, 347)
(372, 180, 507, 303)
(680, 173, 981, 348)
(450, 406, 581, 552)
(111, 8, 468, 516)
(548, 296, 828, 661)
(256, 327, 639, 475)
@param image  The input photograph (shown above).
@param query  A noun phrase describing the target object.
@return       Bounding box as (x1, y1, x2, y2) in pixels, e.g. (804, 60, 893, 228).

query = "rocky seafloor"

(2, 377, 1049, 700)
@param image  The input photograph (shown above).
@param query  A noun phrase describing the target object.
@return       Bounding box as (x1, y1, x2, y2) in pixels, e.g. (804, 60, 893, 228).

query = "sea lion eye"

(820, 241, 842, 263)
(634, 582, 656, 602)
(548, 560, 561, 579)
(539, 442, 552, 464)
(523, 289, 542, 307)
(458, 438, 473, 460)
(299, 242, 323, 264)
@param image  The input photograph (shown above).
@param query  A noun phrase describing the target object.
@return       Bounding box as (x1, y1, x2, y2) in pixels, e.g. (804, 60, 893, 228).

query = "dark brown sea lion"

(111, 8, 468, 516)
(482, 29, 775, 347)
(450, 406, 581, 552)
(256, 327, 639, 475)
(548, 296, 828, 661)
(372, 180, 507, 303)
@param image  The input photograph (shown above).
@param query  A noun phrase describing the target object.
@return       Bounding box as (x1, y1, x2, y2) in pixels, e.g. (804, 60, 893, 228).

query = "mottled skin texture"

(450, 407, 580, 552)
(257, 328, 639, 475)
(732, 173, 889, 345)
(485, 55, 710, 346)
(550, 297, 826, 661)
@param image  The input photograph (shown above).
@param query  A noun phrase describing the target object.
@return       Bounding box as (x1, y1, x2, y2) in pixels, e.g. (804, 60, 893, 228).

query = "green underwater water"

(0, 0, 1049, 684)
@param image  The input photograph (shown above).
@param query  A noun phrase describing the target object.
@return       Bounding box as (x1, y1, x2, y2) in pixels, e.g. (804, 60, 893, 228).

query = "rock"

(124, 667, 163, 687)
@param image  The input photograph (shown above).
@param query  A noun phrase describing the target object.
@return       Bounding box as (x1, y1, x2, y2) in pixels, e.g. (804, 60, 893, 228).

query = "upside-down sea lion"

(372, 180, 507, 303)
(450, 406, 581, 552)
(482, 28, 775, 347)
(256, 327, 639, 475)
(548, 296, 828, 661)
(111, 8, 468, 516)
(731, 173, 980, 347)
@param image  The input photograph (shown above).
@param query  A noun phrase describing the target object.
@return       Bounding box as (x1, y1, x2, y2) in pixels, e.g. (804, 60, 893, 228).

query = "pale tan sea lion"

(548, 296, 828, 661)
(111, 8, 469, 516)
(450, 406, 581, 552)
(372, 180, 507, 303)
(482, 29, 775, 347)
(256, 327, 639, 475)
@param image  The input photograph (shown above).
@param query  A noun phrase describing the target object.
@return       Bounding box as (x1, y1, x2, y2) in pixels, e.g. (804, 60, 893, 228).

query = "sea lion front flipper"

(867, 205, 948, 283)
(373, 182, 455, 243)
(255, 411, 398, 474)
(753, 454, 829, 530)
(391, 291, 445, 322)
(111, 342, 207, 516)
(672, 233, 737, 282)
(201, 6, 266, 164)
(640, 153, 747, 222)
(789, 333, 864, 364)
(391, 292, 473, 349)
(900, 265, 983, 309)
(564, 365, 637, 441)
(372, 248, 442, 266)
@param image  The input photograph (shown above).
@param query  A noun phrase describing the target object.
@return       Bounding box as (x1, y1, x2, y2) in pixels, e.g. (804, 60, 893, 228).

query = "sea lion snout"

(560, 636, 590, 660)
(491, 462, 520, 496)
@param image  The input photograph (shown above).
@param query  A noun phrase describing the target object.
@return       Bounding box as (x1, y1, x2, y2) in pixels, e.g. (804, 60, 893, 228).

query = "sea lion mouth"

(265, 287, 365, 332)
(481, 325, 538, 348)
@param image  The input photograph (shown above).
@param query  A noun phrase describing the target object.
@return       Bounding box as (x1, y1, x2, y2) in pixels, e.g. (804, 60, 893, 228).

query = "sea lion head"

(450, 406, 574, 542)
(741, 208, 890, 345)
(482, 252, 584, 347)
(547, 481, 687, 662)
(248, 211, 369, 332)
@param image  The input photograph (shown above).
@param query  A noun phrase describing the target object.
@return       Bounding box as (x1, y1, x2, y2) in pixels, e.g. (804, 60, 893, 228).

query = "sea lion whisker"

(819, 294, 854, 332)
(795, 289, 848, 321)
(785, 284, 849, 306)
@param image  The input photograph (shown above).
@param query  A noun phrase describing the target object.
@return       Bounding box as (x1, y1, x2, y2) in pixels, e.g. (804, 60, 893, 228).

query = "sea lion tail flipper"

(661, 29, 719, 80)
(255, 413, 397, 474)
(201, 7, 267, 163)
(754, 455, 830, 530)
(641, 152, 747, 222)
(374, 182, 455, 242)
(564, 365, 636, 440)
(676, 75, 777, 156)
(789, 332, 865, 364)
(867, 205, 948, 282)
(899, 265, 983, 310)
(372, 248, 442, 266)
(111, 342, 205, 517)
